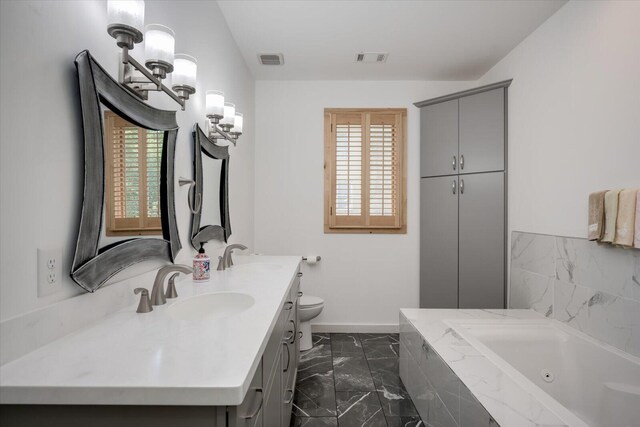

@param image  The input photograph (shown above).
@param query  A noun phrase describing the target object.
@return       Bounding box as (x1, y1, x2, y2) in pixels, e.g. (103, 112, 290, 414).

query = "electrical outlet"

(38, 248, 62, 297)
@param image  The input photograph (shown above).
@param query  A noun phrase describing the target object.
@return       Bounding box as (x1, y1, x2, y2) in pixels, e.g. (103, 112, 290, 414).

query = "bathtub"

(446, 319, 640, 427)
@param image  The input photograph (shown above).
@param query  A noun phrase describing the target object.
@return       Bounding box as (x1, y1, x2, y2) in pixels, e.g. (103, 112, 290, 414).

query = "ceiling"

(217, 0, 567, 81)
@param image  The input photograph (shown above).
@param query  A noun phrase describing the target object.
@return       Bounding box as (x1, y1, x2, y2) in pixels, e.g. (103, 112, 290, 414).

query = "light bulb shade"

(172, 54, 197, 90)
(107, 0, 145, 32)
(205, 90, 225, 118)
(145, 24, 175, 70)
(107, 0, 144, 47)
(232, 113, 243, 134)
(220, 103, 236, 126)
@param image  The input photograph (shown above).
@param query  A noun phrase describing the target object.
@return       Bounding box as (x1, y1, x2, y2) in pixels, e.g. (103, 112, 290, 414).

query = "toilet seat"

(300, 295, 324, 308)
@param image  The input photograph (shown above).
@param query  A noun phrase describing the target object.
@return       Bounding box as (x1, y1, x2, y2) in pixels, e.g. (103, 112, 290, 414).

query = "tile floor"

(291, 333, 424, 427)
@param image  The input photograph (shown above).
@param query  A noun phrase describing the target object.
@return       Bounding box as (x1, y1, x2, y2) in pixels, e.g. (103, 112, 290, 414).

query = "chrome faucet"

(217, 243, 248, 270)
(150, 264, 193, 306)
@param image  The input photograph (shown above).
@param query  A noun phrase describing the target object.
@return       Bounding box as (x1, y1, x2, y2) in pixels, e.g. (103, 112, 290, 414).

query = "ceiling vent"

(258, 53, 284, 65)
(355, 52, 388, 63)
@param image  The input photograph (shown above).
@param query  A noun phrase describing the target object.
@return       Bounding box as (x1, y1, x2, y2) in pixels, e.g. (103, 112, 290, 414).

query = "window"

(324, 108, 406, 233)
(104, 111, 163, 236)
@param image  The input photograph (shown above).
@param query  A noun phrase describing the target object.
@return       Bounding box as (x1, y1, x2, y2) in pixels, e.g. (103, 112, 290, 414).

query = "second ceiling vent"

(355, 52, 388, 63)
(258, 53, 284, 65)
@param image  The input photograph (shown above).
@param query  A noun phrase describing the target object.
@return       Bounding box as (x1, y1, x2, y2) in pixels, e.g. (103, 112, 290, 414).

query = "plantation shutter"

(331, 113, 364, 227)
(368, 113, 402, 227)
(105, 111, 162, 235)
(325, 109, 406, 233)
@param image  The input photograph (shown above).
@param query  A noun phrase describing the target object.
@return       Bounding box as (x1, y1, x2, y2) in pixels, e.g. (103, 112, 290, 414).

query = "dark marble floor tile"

(291, 415, 339, 427)
(358, 333, 399, 345)
(294, 359, 337, 417)
(333, 355, 376, 391)
(331, 333, 364, 356)
(367, 357, 402, 389)
(301, 341, 332, 366)
(312, 333, 331, 346)
(377, 384, 418, 417)
(385, 416, 425, 427)
(362, 342, 400, 360)
(336, 391, 387, 427)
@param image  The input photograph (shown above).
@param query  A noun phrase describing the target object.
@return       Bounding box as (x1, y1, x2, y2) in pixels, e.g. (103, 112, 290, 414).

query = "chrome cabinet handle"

(460, 179, 464, 194)
(297, 272, 303, 277)
(460, 154, 465, 170)
(283, 331, 294, 342)
(297, 291, 303, 297)
(290, 320, 297, 344)
(242, 388, 263, 419)
(284, 389, 294, 404)
(284, 301, 294, 310)
(452, 180, 457, 195)
(452, 155, 457, 170)
(283, 342, 291, 373)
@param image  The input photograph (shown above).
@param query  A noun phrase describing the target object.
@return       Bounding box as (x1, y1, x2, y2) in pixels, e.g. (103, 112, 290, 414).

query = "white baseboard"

(311, 323, 399, 333)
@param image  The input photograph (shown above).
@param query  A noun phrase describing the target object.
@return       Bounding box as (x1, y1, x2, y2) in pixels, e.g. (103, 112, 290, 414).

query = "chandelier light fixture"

(107, 0, 243, 143)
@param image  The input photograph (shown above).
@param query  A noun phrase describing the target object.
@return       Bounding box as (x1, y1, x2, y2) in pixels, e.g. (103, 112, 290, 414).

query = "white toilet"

(298, 295, 325, 351)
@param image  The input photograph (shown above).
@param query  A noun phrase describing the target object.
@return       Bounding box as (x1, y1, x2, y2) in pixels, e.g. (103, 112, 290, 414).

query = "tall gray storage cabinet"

(416, 80, 511, 309)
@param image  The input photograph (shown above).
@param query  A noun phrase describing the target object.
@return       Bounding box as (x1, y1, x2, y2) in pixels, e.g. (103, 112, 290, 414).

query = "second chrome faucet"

(217, 243, 248, 270)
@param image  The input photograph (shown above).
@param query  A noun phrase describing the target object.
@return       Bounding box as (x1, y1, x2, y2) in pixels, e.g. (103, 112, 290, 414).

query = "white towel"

(601, 190, 621, 243)
(614, 189, 637, 247)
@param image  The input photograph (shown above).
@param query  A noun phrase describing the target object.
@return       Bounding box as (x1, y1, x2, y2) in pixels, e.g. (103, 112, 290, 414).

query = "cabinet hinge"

(330, 206, 333, 215)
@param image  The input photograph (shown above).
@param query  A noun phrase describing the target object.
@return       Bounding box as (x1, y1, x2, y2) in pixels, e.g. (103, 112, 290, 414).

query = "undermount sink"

(231, 263, 281, 271)
(167, 292, 254, 321)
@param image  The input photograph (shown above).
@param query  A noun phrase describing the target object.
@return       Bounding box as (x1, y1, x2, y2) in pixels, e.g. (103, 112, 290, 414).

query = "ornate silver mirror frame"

(190, 123, 231, 248)
(71, 50, 181, 292)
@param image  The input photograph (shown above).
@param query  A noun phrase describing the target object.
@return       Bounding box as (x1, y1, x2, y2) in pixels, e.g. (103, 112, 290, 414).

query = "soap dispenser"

(193, 243, 210, 282)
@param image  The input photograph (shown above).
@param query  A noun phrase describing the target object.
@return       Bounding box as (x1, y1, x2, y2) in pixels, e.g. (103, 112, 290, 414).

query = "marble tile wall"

(510, 231, 640, 357)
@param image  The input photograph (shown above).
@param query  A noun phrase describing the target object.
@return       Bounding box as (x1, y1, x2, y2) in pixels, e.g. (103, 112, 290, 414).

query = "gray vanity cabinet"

(416, 80, 510, 310)
(458, 88, 505, 175)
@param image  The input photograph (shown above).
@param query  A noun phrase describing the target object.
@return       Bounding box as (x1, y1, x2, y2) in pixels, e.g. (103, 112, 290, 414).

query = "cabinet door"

(458, 172, 505, 309)
(262, 348, 281, 427)
(229, 361, 263, 427)
(420, 99, 459, 177)
(420, 176, 459, 308)
(459, 89, 504, 174)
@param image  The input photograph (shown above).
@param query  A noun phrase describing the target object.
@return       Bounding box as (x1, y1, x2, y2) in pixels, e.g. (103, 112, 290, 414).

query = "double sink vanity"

(0, 256, 302, 427)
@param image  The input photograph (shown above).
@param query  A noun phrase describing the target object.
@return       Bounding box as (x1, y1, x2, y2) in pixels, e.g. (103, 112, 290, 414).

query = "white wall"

(478, 0, 640, 240)
(254, 81, 472, 329)
(0, 0, 254, 321)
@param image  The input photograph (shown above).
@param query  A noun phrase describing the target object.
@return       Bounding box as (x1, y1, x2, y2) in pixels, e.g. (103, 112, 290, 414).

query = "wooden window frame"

(104, 111, 163, 236)
(324, 108, 407, 234)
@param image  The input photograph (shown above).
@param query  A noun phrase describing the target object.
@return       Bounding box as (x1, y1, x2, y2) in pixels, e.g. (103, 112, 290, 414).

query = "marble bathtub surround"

(400, 309, 568, 427)
(510, 231, 640, 357)
(292, 333, 423, 427)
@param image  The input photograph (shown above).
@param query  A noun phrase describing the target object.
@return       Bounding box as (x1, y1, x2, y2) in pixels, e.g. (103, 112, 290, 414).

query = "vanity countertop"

(0, 256, 301, 406)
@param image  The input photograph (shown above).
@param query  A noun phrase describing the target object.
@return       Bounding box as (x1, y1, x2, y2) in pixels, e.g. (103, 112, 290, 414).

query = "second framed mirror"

(189, 123, 231, 248)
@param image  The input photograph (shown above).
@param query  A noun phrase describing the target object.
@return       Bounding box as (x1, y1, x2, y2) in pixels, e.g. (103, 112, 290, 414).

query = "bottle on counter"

(193, 243, 210, 282)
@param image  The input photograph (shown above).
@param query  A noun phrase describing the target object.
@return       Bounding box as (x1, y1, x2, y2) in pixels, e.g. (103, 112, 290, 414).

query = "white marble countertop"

(0, 256, 301, 406)
(400, 308, 569, 427)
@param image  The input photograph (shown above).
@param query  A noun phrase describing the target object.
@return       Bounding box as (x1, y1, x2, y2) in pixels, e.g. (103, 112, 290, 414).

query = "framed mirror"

(189, 124, 230, 248)
(71, 50, 181, 292)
